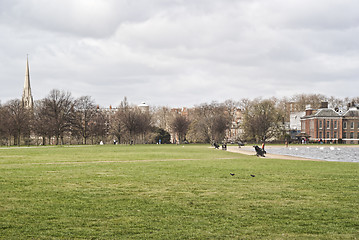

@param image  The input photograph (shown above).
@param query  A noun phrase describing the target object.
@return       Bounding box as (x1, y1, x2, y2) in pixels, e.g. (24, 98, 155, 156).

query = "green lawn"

(0, 144, 358, 239)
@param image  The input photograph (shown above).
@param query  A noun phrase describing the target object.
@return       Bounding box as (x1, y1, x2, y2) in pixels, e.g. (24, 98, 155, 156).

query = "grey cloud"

(1, 0, 164, 38)
(1, 0, 359, 107)
(254, 0, 359, 30)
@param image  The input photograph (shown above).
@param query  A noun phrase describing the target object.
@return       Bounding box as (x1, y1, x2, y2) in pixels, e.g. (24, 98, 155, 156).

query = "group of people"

(301, 138, 308, 144)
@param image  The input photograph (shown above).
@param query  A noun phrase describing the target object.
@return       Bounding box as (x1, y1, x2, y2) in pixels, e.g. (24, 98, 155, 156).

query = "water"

(267, 146, 359, 163)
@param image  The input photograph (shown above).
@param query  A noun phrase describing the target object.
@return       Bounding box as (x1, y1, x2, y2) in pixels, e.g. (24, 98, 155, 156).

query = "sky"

(1, 0, 359, 108)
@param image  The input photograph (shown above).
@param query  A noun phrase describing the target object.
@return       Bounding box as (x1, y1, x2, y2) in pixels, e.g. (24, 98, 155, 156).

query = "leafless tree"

(3, 99, 31, 145)
(33, 100, 53, 145)
(112, 97, 152, 144)
(0, 103, 10, 145)
(289, 94, 327, 111)
(241, 98, 284, 143)
(89, 110, 109, 144)
(137, 109, 152, 143)
(42, 89, 75, 145)
(116, 98, 137, 143)
(74, 96, 97, 144)
(188, 102, 231, 143)
(170, 114, 191, 143)
(152, 106, 171, 130)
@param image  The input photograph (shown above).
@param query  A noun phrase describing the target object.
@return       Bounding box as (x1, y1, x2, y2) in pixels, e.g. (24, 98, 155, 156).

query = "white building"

(290, 111, 306, 131)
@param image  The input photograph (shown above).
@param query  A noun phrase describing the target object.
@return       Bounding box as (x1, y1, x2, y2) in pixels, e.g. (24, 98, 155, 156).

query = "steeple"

(22, 55, 34, 109)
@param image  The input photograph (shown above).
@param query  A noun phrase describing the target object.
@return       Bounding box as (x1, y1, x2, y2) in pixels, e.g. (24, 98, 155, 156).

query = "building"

(138, 102, 150, 112)
(289, 111, 306, 140)
(226, 108, 243, 142)
(301, 102, 359, 144)
(22, 56, 34, 109)
(342, 104, 359, 144)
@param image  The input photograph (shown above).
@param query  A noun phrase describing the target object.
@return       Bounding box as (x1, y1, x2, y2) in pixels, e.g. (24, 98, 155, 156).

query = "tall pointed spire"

(22, 55, 34, 109)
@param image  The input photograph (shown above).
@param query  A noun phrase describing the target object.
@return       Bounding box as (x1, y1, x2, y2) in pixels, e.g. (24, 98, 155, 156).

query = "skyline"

(1, 0, 359, 108)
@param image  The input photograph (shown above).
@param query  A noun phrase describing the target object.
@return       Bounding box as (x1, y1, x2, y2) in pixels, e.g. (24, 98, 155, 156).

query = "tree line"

(0, 89, 358, 146)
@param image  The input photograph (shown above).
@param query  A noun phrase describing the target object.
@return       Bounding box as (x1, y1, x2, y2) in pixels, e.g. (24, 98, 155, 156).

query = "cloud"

(1, 0, 359, 107)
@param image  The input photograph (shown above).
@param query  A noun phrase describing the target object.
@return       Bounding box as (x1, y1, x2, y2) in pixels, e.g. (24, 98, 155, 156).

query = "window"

(350, 132, 354, 139)
(343, 132, 347, 138)
(319, 120, 322, 129)
(327, 121, 330, 129)
(351, 122, 354, 129)
(319, 132, 322, 138)
(334, 132, 337, 139)
(310, 121, 314, 130)
(334, 121, 337, 129)
(357, 132, 359, 139)
(343, 122, 347, 129)
(326, 132, 330, 138)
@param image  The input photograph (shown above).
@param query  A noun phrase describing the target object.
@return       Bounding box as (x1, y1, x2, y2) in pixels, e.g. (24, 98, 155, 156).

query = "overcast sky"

(1, 0, 359, 108)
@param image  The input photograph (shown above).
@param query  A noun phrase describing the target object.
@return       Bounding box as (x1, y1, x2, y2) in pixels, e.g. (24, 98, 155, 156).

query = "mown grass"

(0, 144, 358, 239)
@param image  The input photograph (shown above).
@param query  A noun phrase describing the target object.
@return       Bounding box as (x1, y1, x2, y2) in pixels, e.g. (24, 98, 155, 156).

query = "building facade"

(289, 111, 306, 140)
(342, 105, 359, 144)
(301, 102, 359, 144)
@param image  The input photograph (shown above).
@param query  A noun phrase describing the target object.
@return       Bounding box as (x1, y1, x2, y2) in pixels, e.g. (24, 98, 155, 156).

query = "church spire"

(22, 55, 34, 109)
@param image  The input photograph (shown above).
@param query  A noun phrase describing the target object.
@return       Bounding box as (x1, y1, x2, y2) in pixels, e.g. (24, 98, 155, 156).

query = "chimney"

(305, 105, 313, 116)
(320, 102, 328, 109)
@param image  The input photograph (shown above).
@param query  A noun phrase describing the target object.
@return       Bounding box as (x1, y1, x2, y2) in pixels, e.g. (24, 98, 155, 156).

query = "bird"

(250, 174, 255, 177)
(230, 173, 235, 176)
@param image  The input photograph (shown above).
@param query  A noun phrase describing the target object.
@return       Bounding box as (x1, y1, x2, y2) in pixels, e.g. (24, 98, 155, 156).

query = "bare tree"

(117, 98, 138, 143)
(188, 102, 231, 143)
(112, 97, 152, 144)
(241, 98, 284, 143)
(33, 100, 53, 145)
(42, 89, 75, 145)
(211, 114, 231, 143)
(170, 114, 191, 143)
(137, 109, 152, 143)
(152, 106, 171, 130)
(74, 96, 97, 144)
(289, 94, 327, 111)
(3, 99, 31, 145)
(0, 103, 11, 145)
(89, 110, 109, 144)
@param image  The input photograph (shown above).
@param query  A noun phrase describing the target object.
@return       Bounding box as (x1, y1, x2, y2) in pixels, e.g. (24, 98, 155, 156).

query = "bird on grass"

(230, 173, 235, 176)
(250, 174, 255, 177)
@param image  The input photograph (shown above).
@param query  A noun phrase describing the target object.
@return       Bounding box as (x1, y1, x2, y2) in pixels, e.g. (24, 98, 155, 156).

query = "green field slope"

(0, 145, 358, 239)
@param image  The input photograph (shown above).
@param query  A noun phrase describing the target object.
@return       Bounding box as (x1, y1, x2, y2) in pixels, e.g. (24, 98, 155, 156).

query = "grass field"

(0, 144, 358, 239)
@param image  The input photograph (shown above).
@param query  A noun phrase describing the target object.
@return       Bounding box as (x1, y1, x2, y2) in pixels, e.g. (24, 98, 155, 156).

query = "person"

(222, 143, 227, 150)
(285, 140, 288, 147)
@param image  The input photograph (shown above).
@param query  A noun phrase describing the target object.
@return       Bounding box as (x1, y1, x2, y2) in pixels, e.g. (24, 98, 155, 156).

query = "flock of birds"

(288, 146, 341, 151)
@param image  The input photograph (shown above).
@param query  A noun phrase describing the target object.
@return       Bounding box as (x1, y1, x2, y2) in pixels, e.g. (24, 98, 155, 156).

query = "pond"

(267, 146, 359, 163)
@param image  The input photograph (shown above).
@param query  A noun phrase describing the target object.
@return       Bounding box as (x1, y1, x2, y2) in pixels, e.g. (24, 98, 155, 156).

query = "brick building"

(342, 105, 359, 144)
(301, 102, 359, 144)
